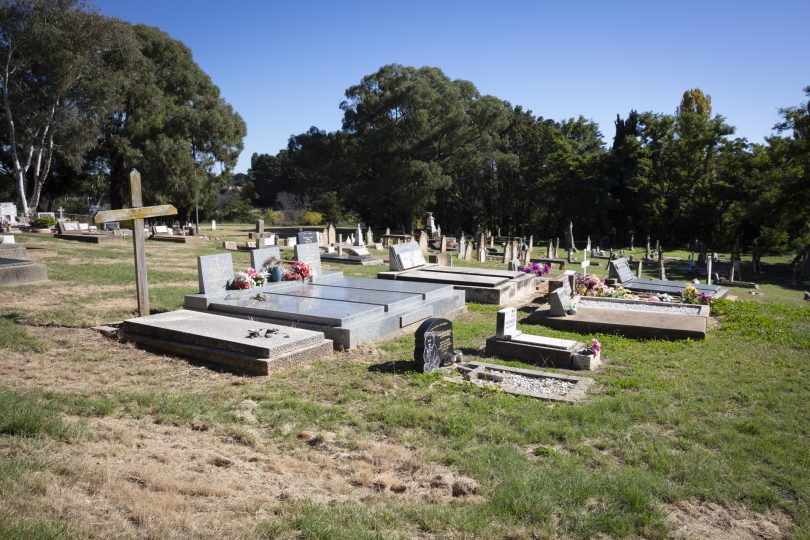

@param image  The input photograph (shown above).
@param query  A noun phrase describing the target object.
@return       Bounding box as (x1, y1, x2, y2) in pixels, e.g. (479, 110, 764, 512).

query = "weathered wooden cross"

(94, 169, 177, 317)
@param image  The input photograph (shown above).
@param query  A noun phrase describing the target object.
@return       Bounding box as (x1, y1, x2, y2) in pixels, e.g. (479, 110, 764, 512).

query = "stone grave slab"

(0, 244, 27, 260)
(391, 269, 508, 288)
(314, 276, 454, 302)
(209, 295, 386, 327)
(270, 283, 424, 313)
(120, 309, 332, 375)
(0, 257, 48, 285)
(422, 266, 524, 279)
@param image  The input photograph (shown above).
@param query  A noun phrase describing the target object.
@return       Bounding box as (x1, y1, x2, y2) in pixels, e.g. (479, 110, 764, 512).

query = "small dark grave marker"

(297, 231, 319, 244)
(414, 318, 454, 372)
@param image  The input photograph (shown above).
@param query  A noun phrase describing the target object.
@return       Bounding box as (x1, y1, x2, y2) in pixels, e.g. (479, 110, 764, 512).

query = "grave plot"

(119, 309, 333, 375)
(527, 271, 710, 340)
(184, 248, 466, 349)
(485, 308, 600, 370)
(446, 361, 593, 402)
(0, 242, 48, 286)
(608, 257, 728, 299)
(320, 244, 384, 266)
(377, 241, 537, 305)
(54, 220, 124, 243)
(149, 224, 200, 243)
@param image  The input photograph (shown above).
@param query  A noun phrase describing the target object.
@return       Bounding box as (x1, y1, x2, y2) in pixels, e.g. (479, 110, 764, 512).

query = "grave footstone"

(414, 318, 455, 372)
(223, 241, 237, 251)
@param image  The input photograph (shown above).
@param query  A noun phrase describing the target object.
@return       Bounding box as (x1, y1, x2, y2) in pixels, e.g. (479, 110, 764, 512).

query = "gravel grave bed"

(489, 370, 576, 397)
(579, 298, 702, 315)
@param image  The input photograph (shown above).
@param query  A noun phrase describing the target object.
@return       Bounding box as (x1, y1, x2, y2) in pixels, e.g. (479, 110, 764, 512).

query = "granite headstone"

(198, 253, 234, 297)
(414, 318, 454, 372)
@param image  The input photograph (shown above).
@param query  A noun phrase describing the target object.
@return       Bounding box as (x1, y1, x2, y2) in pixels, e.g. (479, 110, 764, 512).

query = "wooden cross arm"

(94, 204, 178, 224)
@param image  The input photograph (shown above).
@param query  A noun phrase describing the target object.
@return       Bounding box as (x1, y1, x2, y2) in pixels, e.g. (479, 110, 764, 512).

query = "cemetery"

(1, 2, 809, 537)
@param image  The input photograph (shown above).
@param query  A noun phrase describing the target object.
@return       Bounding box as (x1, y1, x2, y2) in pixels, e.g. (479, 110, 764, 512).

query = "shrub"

(30, 216, 56, 228)
(301, 211, 323, 226)
(265, 209, 284, 225)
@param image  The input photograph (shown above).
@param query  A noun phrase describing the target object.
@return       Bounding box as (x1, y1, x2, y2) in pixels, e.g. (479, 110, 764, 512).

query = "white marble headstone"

(496, 307, 520, 339)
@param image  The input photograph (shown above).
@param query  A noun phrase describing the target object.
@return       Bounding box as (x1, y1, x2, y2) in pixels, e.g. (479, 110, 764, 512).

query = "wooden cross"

(94, 169, 177, 317)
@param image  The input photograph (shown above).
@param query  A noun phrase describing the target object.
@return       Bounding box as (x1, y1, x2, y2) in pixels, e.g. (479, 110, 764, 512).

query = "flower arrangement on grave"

(648, 293, 675, 303)
(681, 284, 711, 305)
(576, 274, 607, 296)
(591, 338, 601, 354)
(228, 267, 269, 290)
(282, 260, 312, 282)
(520, 262, 551, 277)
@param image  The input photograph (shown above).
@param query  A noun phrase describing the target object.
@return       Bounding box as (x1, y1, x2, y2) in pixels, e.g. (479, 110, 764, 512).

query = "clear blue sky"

(94, 0, 809, 173)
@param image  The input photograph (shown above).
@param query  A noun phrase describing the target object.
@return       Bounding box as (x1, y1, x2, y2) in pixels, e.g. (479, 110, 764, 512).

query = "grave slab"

(314, 276, 454, 301)
(209, 295, 386, 326)
(527, 304, 707, 340)
(120, 309, 332, 375)
(0, 257, 48, 286)
(270, 283, 424, 313)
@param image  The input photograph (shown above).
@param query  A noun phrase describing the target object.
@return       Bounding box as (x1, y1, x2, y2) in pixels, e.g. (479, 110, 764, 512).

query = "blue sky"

(94, 0, 809, 173)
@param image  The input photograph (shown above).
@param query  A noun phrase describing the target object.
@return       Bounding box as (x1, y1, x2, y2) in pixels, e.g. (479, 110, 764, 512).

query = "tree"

(99, 24, 245, 218)
(0, 0, 130, 216)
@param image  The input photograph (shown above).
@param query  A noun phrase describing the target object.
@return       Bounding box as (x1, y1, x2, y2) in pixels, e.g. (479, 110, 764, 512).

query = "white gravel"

(489, 370, 575, 396)
(579, 298, 702, 315)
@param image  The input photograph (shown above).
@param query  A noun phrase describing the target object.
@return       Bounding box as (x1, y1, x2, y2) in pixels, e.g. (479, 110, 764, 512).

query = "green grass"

(1, 228, 809, 537)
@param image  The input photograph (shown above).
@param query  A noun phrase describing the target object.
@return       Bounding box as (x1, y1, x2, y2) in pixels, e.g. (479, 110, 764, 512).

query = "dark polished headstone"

(414, 318, 454, 372)
(297, 231, 319, 244)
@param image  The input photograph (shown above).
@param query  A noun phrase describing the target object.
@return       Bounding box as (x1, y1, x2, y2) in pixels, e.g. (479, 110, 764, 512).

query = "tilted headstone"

(608, 258, 634, 283)
(344, 245, 370, 257)
(250, 246, 281, 270)
(418, 231, 429, 255)
(222, 241, 237, 251)
(496, 307, 520, 339)
(294, 242, 322, 278)
(198, 253, 234, 297)
(389, 241, 426, 271)
(297, 231, 319, 244)
(414, 318, 454, 373)
(549, 288, 571, 316)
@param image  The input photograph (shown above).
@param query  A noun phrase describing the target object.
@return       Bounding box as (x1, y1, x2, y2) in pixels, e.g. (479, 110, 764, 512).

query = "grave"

(447, 361, 593, 402)
(119, 309, 333, 375)
(485, 308, 599, 370)
(608, 257, 728, 298)
(54, 219, 123, 243)
(184, 252, 466, 349)
(0, 243, 48, 286)
(149, 223, 199, 243)
(378, 241, 537, 305)
(320, 242, 384, 265)
(528, 275, 710, 340)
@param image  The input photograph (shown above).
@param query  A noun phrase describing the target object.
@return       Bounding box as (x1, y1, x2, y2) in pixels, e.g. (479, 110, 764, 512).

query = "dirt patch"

(5, 416, 478, 538)
(666, 499, 792, 539)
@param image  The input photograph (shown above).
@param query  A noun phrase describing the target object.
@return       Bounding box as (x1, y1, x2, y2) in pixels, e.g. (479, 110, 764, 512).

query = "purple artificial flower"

(591, 338, 601, 354)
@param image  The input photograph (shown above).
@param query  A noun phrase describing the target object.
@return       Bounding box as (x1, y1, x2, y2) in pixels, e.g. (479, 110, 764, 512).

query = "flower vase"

(270, 265, 284, 282)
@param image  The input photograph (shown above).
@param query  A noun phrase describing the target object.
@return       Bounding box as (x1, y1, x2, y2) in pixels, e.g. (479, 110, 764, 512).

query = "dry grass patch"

(666, 499, 792, 539)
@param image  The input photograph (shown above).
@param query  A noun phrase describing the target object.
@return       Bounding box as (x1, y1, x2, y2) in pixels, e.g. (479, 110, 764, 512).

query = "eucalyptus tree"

(0, 0, 129, 216)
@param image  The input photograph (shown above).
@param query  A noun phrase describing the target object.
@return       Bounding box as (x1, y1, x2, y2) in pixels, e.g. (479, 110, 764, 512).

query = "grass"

(0, 230, 808, 537)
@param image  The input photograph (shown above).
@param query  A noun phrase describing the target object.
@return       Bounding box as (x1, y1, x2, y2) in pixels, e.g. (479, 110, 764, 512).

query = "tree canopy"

(0, 0, 245, 217)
